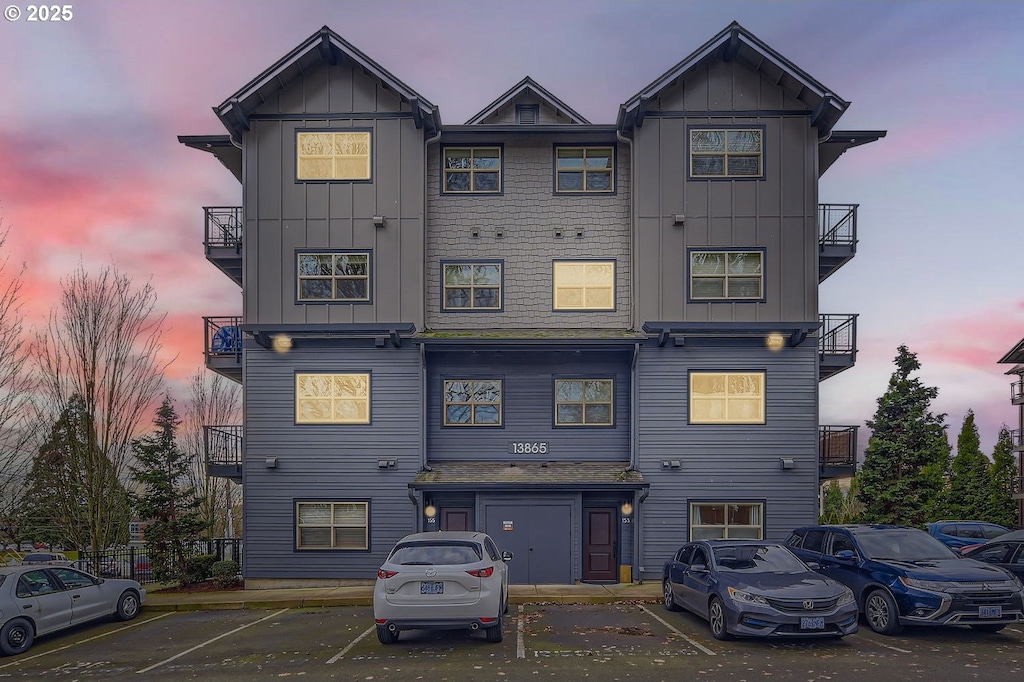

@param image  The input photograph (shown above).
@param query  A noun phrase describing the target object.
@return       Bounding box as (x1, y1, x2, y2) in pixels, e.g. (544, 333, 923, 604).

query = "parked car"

(20, 552, 72, 567)
(963, 529, 1024, 581)
(373, 531, 513, 644)
(926, 520, 1011, 551)
(0, 564, 145, 655)
(662, 539, 858, 640)
(785, 524, 1024, 635)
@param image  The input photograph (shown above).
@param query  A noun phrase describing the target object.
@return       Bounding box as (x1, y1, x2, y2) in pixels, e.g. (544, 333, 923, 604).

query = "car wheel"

(663, 580, 681, 611)
(376, 624, 399, 644)
(970, 624, 1006, 633)
(708, 597, 732, 640)
(0, 618, 34, 656)
(485, 616, 503, 643)
(116, 590, 141, 621)
(865, 589, 903, 635)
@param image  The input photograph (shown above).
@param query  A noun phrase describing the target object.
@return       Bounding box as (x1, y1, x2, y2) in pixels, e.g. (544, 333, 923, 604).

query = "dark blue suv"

(785, 525, 1024, 635)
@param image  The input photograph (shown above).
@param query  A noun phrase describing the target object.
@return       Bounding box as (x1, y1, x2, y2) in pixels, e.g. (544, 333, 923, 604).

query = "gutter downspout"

(635, 486, 651, 583)
(629, 343, 639, 472)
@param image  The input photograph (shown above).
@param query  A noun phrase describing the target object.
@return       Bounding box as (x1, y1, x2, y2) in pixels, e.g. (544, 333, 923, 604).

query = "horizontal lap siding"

(242, 343, 422, 579)
(635, 342, 819, 581)
(426, 349, 631, 462)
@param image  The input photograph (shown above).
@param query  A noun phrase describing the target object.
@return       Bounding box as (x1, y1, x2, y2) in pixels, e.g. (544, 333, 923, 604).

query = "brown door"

(442, 508, 473, 531)
(583, 508, 617, 581)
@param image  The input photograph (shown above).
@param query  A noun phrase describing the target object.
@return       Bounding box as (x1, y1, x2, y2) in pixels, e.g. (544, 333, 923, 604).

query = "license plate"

(800, 616, 825, 630)
(979, 606, 1002, 619)
(420, 581, 444, 595)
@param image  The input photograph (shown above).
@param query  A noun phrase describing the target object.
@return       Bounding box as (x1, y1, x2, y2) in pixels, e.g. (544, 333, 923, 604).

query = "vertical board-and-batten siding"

(425, 135, 631, 329)
(242, 59, 425, 328)
(425, 349, 631, 462)
(635, 342, 820, 581)
(632, 59, 818, 325)
(242, 343, 422, 580)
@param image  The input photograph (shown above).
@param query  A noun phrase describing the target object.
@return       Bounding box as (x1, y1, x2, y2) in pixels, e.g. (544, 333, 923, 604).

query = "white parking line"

(326, 624, 375, 664)
(850, 634, 911, 653)
(135, 608, 289, 674)
(638, 604, 717, 655)
(0, 613, 173, 670)
(517, 605, 525, 659)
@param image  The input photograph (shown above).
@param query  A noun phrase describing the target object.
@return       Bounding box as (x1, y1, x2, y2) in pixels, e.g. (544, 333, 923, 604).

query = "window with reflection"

(555, 379, 613, 426)
(297, 251, 370, 302)
(443, 147, 502, 193)
(444, 379, 502, 426)
(689, 250, 763, 300)
(689, 128, 763, 178)
(690, 503, 763, 539)
(296, 501, 368, 550)
(442, 261, 502, 310)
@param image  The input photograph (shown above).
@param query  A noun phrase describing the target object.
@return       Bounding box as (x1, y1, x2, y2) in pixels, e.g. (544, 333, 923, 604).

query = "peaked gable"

(214, 26, 441, 140)
(618, 21, 849, 136)
(465, 77, 590, 125)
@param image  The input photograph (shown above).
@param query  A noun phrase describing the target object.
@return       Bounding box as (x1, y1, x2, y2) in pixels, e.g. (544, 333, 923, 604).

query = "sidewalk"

(144, 581, 663, 611)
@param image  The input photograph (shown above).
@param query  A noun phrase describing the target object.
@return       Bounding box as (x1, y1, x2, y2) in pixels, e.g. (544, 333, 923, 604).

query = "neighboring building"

(998, 339, 1024, 527)
(180, 22, 883, 587)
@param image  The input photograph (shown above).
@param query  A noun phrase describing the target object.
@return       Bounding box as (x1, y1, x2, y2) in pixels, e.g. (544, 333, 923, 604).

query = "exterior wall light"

(620, 501, 634, 517)
(372, 215, 386, 228)
(766, 333, 785, 350)
(272, 334, 293, 353)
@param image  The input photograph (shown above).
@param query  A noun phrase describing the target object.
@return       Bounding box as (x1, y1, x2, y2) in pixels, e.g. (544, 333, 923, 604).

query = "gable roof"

(999, 337, 1024, 365)
(618, 21, 849, 136)
(819, 130, 887, 177)
(465, 76, 590, 125)
(214, 26, 440, 141)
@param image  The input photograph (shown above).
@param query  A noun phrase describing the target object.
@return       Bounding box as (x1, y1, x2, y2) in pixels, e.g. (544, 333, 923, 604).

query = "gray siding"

(426, 136, 631, 329)
(477, 99, 577, 125)
(241, 60, 425, 328)
(634, 341, 819, 581)
(242, 341, 422, 580)
(426, 349, 631, 462)
(632, 60, 818, 325)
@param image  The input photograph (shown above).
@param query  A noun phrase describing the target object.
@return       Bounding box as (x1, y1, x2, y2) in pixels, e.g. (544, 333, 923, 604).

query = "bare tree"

(180, 369, 241, 538)
(33, 264, 169, 552)
(0, 222, 37, 547)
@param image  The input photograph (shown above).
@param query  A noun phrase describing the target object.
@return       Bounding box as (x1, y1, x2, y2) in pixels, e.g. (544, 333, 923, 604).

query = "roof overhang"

(441, 125, 618, 136)
(410, 461, 647, 492)
(239, 323, 418, 350)
(618, 22, 849, 136)
(214, 26, 440, 141)
(819, 130, 888, 176)
(177, 135, 243, 183)
(999, 338, 1024, 364)
(418, 329, 645, 350)
(642, 321, 820, 348)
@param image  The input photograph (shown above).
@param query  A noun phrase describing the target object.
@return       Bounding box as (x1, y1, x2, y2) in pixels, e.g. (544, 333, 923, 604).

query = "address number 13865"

(508, 442, 548, 455)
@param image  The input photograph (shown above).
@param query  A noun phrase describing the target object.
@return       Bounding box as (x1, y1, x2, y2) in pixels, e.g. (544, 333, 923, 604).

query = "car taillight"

(377, 569, 398, 579)
(466, 566, 494, 578)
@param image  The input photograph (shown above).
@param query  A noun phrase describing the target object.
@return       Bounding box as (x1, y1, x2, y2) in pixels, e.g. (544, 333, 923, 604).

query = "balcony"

(819, 314, 857, 381)
(205, 316, 242, 383)
(1013, 475, 1024, 500)
(819, 425, 858, 479)
(1013, 429, 1024, 453)
(204, 206, 242, 286)
(205, 425, 242, 483)
(819, 203, 858, 282)
(1012, 379, 1024, 406)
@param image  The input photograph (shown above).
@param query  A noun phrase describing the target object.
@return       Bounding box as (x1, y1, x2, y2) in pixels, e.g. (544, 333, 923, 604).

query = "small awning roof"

(177, 135, 242, 183)
(819, 130, 887, 177)
(999, 338, 1024, 365)
(411, 461, 646, 491)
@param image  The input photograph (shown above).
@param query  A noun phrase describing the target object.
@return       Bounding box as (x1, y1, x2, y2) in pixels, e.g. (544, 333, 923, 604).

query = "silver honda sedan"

(373, 531, 513, 644)
(0, 565, 146, 655)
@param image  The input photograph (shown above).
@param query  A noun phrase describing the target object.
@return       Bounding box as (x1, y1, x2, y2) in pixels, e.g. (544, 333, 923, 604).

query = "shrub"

(182, 553, 218, 585)
(212, 560, 241, 588)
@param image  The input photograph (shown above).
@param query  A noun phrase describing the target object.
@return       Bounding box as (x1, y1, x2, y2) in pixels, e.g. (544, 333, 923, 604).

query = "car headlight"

(727, 586, 768, 605)
(837, 587, 856, 606)
(899, 577, 961, 591)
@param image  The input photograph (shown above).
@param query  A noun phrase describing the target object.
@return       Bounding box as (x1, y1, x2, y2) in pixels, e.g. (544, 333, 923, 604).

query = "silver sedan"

(0, 565, 146, 655)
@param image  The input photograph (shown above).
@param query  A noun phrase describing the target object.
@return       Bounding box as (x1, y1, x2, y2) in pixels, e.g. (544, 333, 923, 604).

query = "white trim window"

(690, 128, 763, 178)
(296, 373, 370, 424)
(690, 372, 765, 424)
(444, 379, 502, 426)
(555, 146, 614, 192)
(690, 503, 763, 540)
(690, 251, 762, 300)
(297, 131, 371, 180)
(296, 501, 368, 549)
(553, 261, 615, 310)
(555, 379, 613, 426)
(443, 147, 502, 193)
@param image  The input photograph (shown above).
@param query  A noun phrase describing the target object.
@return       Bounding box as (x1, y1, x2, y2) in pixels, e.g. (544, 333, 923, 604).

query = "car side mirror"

(834, 550, 857, 561)
(501, 551, 513, 562)
(690, 562, 709, 573)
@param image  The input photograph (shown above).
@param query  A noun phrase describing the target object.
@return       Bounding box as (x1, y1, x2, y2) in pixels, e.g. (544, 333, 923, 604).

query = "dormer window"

(516, 104, 539, 125)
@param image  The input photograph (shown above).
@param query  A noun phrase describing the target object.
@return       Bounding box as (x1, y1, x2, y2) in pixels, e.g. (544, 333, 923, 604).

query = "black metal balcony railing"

(205, 425, 243, 482)
(205, 206, 242, 249)
(1013, 475, 1023, 497)
(819, 314, 857, 357)
(1012, 429, 1023, 451)
(1011, 380, 1024, 403)
(819, 425, 858, 469)
(204, 316, 242, 359)
(819, 204, 857, 247)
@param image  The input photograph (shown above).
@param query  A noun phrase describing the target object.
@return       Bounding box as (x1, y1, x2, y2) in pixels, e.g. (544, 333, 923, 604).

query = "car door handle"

(72, 594, 81, 599)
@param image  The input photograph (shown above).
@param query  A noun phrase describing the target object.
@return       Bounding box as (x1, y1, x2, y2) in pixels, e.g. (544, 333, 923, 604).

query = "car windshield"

(712, 544, 807, 573)
(389, 541, 482, 566)
(855, 530, 954, 560)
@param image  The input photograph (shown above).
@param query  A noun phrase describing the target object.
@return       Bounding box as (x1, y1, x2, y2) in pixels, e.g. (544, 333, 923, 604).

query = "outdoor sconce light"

(766, 333, 785, 351)
(424, 504, 437, 524)
(779, 457, 795, 470)
(620, 502, 634, 517)
(264, 457, 278, 469)
(672, 214, 686, 226)
(271, 334, 293, 353)
(372, 215, 386, 228)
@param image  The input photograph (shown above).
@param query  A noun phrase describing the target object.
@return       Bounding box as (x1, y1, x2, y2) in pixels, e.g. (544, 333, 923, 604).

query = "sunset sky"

(1, 0, 1022, 454)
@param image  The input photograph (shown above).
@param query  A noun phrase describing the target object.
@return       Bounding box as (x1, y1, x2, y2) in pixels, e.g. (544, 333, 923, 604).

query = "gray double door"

(484, 502, 572, 584)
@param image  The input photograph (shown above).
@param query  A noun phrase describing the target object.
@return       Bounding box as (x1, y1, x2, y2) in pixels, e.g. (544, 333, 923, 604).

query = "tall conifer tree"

(987, 426, 1019, 528)
(941, 410, 989, 519)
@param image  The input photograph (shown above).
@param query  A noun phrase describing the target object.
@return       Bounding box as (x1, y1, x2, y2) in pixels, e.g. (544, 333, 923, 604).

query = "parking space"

(0, 606, 1020, 680)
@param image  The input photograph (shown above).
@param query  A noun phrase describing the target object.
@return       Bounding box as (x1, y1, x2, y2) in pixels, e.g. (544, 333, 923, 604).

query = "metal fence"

(73, 539, 243, 585)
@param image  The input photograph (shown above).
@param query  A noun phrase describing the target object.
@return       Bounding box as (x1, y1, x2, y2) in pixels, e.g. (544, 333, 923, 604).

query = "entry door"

(485, 503, 571, 584)
(442, 508, 473, 531)
(583, 508, 617, 581)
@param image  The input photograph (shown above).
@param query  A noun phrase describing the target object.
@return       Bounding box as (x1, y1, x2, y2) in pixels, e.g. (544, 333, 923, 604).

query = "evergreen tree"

(820, 480, 845, 524)
(987, 426, 1018, 528)
(857, 345, 950, 526)
(940, 410, 990, 520)
(130, 397, 207, 584)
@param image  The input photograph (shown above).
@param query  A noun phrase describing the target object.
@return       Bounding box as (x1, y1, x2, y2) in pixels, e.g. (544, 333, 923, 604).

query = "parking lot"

(0, 603, 1021, 680)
